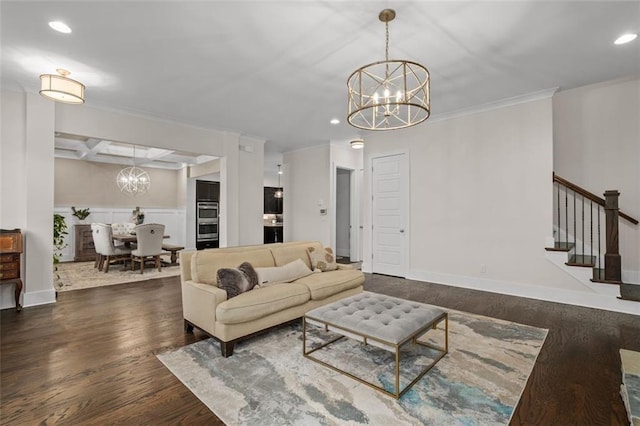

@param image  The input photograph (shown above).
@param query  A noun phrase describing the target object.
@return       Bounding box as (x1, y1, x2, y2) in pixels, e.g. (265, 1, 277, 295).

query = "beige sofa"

(180, 241, 364, 356)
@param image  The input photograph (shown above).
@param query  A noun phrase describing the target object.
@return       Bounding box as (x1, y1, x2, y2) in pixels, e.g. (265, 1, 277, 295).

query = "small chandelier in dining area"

(39, 68, 85, 104)
(117, 146, 151, 195)
(347, 9, 430, 131)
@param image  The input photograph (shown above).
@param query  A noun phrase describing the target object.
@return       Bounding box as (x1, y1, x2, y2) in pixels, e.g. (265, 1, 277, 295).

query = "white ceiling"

(2, 1, 639, 156)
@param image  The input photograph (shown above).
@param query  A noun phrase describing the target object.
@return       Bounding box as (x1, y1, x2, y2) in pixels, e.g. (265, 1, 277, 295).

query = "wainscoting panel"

(54, 207, 187, 263)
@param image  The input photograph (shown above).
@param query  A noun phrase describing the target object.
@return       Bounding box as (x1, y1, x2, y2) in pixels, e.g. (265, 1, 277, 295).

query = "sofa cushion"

(307, 246, 338, 271)
(270, 241, 323, 269)
(254, 259, 313, 286)
(217, 262, 259, 299)
(216, 283, 310, 324)
(191, 249, 275, 286)
(293, 269, 364, 300)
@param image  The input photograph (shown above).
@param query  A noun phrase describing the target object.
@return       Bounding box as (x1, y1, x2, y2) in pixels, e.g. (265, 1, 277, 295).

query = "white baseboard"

(23, 289, 56, 308)
(407, 269, 640, 316)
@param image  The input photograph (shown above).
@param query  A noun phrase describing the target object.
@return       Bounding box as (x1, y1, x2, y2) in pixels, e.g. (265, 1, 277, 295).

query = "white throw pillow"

(255, 258, 313, 286)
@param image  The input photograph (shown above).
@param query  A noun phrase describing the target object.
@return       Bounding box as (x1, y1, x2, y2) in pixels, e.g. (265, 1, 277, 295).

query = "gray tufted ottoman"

(303, 291, 448, 399)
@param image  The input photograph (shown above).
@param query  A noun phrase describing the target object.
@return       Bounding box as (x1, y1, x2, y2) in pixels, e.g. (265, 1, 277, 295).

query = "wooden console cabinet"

(0, 229, 23, 311)
(74, 224, 97, 262)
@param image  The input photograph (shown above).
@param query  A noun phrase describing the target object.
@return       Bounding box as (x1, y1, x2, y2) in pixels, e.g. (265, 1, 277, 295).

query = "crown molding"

(428, 87, 560, 124)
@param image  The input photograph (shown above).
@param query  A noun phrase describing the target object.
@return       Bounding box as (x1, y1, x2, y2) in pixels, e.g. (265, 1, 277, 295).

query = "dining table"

(112, 233, 170, 247)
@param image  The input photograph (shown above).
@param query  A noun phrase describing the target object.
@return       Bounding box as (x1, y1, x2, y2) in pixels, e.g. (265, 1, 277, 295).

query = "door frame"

(368, 151, 410, 277)
(331, 164, 362, 262)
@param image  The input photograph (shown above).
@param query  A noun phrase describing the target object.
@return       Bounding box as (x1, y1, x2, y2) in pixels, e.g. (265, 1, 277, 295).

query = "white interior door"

(372, 154, 408, 277)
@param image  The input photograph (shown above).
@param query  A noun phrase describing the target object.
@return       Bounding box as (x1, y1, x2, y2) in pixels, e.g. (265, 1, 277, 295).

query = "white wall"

(55, 158, 182, 208)
(553, 77, 640, 282)
(283, 145, 331, 245)
(363, 97, 589, 301)
(238, 136, 265, 246)
(1, 92, 55, 309)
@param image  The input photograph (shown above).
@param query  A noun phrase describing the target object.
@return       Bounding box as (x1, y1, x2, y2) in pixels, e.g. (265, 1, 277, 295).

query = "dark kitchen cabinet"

(196, 180, 220, 201)
(196, 240, 219, 250)
(264, 187, 283, 214)
(263, 226, 283, 244)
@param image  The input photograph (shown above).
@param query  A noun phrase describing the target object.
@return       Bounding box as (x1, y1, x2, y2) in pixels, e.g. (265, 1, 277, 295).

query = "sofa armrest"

(336, 263, 356, 270)
(181, 280, 227, 337)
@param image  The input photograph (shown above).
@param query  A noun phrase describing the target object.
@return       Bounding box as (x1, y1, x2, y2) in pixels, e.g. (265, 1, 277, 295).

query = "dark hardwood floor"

(1, 274, 638, 425)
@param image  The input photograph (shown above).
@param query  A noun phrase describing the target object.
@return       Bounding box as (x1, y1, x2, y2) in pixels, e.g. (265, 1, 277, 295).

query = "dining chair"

(111, 222, 136, 235)
(94, 223, 132, 273)
(111, 222, 137, 249)
(131, 223, 165, 274)
(91, 223, 102, 269)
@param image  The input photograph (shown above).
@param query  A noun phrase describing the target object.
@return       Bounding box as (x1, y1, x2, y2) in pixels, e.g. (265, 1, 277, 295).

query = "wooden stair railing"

(549, 173, 638, 286)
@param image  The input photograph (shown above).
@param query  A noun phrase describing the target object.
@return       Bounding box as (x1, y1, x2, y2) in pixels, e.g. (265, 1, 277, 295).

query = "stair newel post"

(604, 190, 622, 283)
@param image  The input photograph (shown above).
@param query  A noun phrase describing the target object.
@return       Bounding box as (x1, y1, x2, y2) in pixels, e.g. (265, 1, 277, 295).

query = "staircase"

(546, 173, 639, 301)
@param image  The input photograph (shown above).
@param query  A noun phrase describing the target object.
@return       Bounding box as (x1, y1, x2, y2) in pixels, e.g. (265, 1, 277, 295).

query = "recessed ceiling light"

(614, 33, 637, 45)
(49, 21, 72, 34)
(330, 118, 340, 125)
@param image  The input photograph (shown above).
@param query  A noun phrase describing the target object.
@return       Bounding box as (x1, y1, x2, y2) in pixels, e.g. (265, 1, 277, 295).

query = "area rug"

(157, 308, 547, 425)
(55, 260, 180, 292)
(620, 349, 640, 426)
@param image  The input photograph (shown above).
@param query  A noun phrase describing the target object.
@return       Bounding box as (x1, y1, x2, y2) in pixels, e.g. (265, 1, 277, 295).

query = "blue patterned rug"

(157, 308, 547, 425)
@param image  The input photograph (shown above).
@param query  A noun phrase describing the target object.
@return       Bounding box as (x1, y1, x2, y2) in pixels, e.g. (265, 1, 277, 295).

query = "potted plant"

(53, 213, 68, 288)
(71, 206, 91, 222)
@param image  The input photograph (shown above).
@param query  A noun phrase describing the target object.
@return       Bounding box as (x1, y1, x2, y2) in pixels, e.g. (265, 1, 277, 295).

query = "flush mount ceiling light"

(330, 118, 340, 125)
(347, 9, 430, 131)
(40, 68, 85, 104)
(117, 146, 151, 195)
(614, 33, 638, 45)
(350, 139, 364, 150)
(274, 164, 283, 199)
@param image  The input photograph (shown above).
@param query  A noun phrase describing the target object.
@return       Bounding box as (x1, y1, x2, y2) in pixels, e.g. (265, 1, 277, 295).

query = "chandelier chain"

(385, 21, 390, 78)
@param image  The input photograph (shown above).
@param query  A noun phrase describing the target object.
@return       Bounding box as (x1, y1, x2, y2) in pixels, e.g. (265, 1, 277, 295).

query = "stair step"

(545, 242, 575, 252)
(619, 283, 640, 302)
(591, 268, 624, 285)
(566, 254, 596, 267)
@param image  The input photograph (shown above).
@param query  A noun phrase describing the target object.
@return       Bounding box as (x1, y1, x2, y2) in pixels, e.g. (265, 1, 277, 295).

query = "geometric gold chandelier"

(39, 68, 85, 105)
(116, 146, 150, 195)
(347, 9, 430, 131)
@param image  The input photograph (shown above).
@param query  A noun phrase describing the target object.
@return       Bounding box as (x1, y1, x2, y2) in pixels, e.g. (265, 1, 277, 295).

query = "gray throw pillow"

(217, 262, 259, 299)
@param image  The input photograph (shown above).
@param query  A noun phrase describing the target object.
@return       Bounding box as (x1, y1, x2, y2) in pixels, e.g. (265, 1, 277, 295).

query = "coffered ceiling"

(2, 1, 639, 155)
(54, 132, 217, 170)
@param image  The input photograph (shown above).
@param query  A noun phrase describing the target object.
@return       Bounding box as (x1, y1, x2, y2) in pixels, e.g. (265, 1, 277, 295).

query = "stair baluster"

(549, 173, 638, 286)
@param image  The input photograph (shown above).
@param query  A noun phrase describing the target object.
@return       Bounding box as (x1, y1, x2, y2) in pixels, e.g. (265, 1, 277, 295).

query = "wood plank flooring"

(1, 274, 638, 425)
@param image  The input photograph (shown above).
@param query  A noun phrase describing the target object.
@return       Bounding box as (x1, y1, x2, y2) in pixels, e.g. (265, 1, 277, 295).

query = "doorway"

(371, 153, 408, 277)
(336, 168, 352, 262)
(334, 166, 362, 263)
